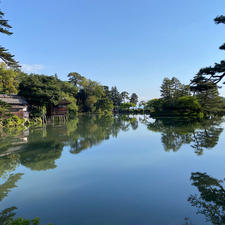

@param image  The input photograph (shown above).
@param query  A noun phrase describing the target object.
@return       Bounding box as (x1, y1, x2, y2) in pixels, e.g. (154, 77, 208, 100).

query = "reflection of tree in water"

(188, 172, 225, 225)
(147, 119, 192, 152)
(0, 155, 20, 179)
(0, 115, 139, 223)
(68, 115, 137, 154)
(0, 172, 23, 224)
(0, 173, 23, 202)
(130, 118, 138, 130)
(0, 157, 23, 223)
(0, 206, 17, 225)
(144, 117, 224, 154)
(191, 119, 224, 155)
(18, 126, 67, 171)
(69, 115, 114, 154)
(0, 115, 138, 172)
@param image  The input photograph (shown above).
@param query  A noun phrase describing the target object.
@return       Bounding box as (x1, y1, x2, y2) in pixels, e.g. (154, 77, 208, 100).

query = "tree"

(60, 81, 78, 114)
(119, 102, 135, 111)
(191, 75, 225, 115)
(160, 78, 173, 99)
(130, 93, 138, 105)
(160, 77, 190, 100)
(110, 86, 122, 107)
(72, 75, 108, 113)
(103, 86, 111, 98)
(82, 80, 105, 112)
(121, 91, 129, 103)
(215, 15, 225, 50)
(0, 63, 20, 94)
(18, 74, 61, 107)
(18, 74, 79, 117)
(193, 15, 225, 84)
(145, 98, 164, 113)
(68, 72, 85, 88)
(197, 61, 225, 85)
(95, 97, 113, 113)
(0, 10, 19, 68)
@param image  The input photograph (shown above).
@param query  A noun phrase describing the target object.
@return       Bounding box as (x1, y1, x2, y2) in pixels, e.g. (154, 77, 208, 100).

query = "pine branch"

(0, 46, 20, 69)
(219, 43, 225, 50)
(0, 10, 13, 35)
(214, 15, 225, 24)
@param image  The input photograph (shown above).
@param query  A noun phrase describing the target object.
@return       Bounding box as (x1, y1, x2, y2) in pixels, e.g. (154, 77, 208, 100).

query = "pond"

(0, 115, 225, 225)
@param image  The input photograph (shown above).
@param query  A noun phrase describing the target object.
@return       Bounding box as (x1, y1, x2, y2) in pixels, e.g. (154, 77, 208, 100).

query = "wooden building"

(0, 94, 29, 119)
(50, 98, 71, 118)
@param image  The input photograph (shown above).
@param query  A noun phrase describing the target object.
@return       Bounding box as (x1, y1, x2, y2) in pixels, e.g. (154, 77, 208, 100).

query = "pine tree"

(0, 9, 19, 68)
(160, 77, 190, 100)
(195, 15, 225, 84)
(191, 75, 225, 114)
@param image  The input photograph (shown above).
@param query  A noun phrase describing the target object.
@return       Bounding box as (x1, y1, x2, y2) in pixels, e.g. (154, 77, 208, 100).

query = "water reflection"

(0, 115, 224, 225)
(0, 154, 22, 224)
(0, 115, 138, 173)
(0, 115, 140, 223)
(188, 172, 225, 225)
(0, 115, 224, 174)
(141, 117, 224, 155)
(0, 206, 17, 225)
(0, 173, 23, 202)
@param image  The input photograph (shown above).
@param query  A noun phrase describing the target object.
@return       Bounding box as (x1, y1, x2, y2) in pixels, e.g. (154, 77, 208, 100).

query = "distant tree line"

(0, 63, 140, 119)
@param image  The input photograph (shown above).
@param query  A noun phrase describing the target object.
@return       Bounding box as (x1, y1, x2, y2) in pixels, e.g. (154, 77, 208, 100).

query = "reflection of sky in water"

(0, 115, 225, 225)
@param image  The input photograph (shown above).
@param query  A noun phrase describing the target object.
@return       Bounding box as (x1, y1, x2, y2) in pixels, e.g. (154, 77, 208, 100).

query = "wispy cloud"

(21, 64, 45, 73)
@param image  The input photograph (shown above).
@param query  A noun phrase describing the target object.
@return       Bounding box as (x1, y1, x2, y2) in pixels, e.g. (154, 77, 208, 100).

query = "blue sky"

(1, 0, 225, 99)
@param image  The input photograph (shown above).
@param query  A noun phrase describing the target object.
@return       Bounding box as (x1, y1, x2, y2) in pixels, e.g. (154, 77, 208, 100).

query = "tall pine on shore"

(0, 9, 19, 68)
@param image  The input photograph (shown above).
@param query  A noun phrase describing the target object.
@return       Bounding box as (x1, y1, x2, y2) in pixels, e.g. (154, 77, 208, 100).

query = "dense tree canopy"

(68, 72, 85, 88)
(19, 75, 62, 106)
(0, 64, 135, 118)
(18, 74, 78, 117)
(0, 63, 25, 94)
(146, 75, 225, 118)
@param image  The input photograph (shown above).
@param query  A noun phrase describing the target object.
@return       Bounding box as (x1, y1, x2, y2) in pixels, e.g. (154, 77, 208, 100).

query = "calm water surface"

(0, 115, 225, 225)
